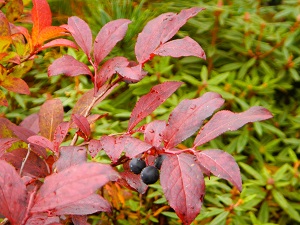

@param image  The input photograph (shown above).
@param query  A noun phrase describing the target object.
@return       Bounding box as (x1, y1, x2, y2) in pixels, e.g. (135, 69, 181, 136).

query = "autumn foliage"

(0, 0, 272, 224)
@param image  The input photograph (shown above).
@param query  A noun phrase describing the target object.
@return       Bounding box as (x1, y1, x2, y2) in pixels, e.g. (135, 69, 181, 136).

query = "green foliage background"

(1, 0, 300, 224)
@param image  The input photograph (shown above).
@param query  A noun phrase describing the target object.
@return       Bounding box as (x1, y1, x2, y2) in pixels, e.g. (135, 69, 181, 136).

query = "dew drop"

(190, 104, 196, 110)
(149, 129, 154, 133)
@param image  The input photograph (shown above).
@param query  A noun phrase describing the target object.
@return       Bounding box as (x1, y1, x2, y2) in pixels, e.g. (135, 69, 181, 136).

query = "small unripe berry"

(129, 158, 146, 174)
(141, 166, 159, 185)
(154, 154, 166, 169)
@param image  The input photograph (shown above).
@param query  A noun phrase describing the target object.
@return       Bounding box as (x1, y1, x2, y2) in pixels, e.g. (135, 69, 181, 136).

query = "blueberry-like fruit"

(141, 166, 159, 184)
(129, 158, 146, 174)
(154, 154, 166, 169)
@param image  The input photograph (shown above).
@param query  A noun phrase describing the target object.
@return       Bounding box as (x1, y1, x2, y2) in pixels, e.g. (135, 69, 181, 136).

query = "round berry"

(154, 154, 166, 169)
(141, 166, 159, 185)
(129, 158, 146, 174)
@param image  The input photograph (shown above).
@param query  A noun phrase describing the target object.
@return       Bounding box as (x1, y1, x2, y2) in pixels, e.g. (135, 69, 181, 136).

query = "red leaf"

(135, 13, 175, 64)
(72, 114, 91, 140)
(0, 160, 28, 224)
(31, 163, 118, 213)
(54, 146, 87, 172)
(67, 16, 92, 56)
(196, 149, 242, 191)
(72, 215, 88, 225)
(163, 92, 224, 149)
(135, 7, 204, 64)
(38, 39, 78, 51)
(20, 113, 40, 134)
(144, 120, 166, 147)
(128, 81, 183, 131)
(1, 76, 30, 94)
(160, 154, 205, 225)
(123, 136, 152, 158)
(26, 213, 60, 225)
(2, 148, 49, 177)
(160, 7, 204, 44)
(28, 135, 54, 151)
(0, 137, 18, 157)
(39, 99, 64, 141)
(88, 139, 102, 158)
(118, 171, 148, 194)
(95, 56, 129, 89)
(154, 37, 206, 59)
(116, 63, 147, 84)
(101, 135, 124, 163)
(94, 19, 131, 65)
(55, 194, 111, 215)
(48, 55, 92, 77)
(8, 125, 47, 158)
(31, 0, 52, 45)
(37, 26, 68, 45)
(53, 122, 70, 153)
(194, 106, 273, 147)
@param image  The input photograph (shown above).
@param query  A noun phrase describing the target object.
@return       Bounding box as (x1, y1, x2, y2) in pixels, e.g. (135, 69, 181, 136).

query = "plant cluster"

(0, 0, 283, 225)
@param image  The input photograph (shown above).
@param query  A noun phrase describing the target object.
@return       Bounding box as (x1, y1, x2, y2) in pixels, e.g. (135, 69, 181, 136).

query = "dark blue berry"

(129, 158, 146, 174)
(141, 166, 159, 184)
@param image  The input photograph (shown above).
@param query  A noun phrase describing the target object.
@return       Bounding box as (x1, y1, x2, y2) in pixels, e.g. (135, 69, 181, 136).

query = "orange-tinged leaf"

(39, 99, 64, 141)
(0, 76, 30, 94)
(37, 26, 68, 45)
(31, 0, 52, 45)
(0, 90, 8, 107)
(0, 11, 11, 36)
(5, 0, 23, 22)
(0, 36, 12, 52)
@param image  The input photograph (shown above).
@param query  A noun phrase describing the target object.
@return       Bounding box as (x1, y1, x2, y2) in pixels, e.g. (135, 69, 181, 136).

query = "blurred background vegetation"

(1, 0, 300, 224)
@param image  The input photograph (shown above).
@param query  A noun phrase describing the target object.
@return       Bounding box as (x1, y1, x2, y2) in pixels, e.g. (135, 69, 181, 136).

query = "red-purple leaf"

(116, 63, 147, 84)
(1, 76, 30, 94)
(72, 215, 89, 225)
(154, 37, 206, 59)
(53, 122, 70, 153)
(0, 160, 28, 225)
(123, 136, 152, 158)
(20, 113, 40, 134)
(0, 137, 18, 157)
(55, 194, 111, 215)
(118, 171, 148, 194)
(26, 213, 60, 225)
(72, 114, 91, 140)
(38, 39, 78, 51)
(195, 149, 242, 191)
(28, 135, 54, 151)
(144, 120, 166, 147)
(135, 12, 175, 64)
(48, 55, 92, 77)
(2, 148, 49, 177)
(160, 154, 205, 225)
(193, 106, 273, 147)
(54, 146, 87, 172)
(163, 92, 224, 149)
(31, 162, 118, 213)
(31, 0, 52, 45)
(39, 99, 64, 141)
(101, 135, 124, 163)
(160, 7, 204, 44)
(88, 139, 102, 158)
(95, 56, 129, 89)
(128, 81, 183, 131)
(67, 16, 92, 56)
(135, 7, 204, 64)
(94, 19, 131, 65)
(8, 125, 47, 158)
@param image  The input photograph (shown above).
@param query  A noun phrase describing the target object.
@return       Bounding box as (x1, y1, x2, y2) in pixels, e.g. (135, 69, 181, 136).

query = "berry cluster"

(129, 155, 166, 185)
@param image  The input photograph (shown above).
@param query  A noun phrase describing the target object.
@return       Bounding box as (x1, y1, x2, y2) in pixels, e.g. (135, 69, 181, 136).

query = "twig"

(20, 144, 31, 176)
(0, 219, 9, 225)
